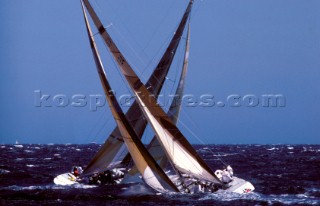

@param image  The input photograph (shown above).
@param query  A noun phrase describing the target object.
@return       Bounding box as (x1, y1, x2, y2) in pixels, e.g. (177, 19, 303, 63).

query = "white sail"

(122, 24, 191, 183)
(83, 0, 221, 184)
(81, 1, 178, 193)
(83, 0, 192, 176)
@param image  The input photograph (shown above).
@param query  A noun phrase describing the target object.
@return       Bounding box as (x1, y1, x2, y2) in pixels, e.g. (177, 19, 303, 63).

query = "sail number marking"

(117, 55, 125, 65)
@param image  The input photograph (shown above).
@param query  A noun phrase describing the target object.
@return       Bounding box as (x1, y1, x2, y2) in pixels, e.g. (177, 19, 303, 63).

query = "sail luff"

(149, 23, 191, 165)
(83, 0, 193, 176)
(122, 24, 191, 183)
(83, 0, 221, 184)
(168, 23, 190, 124)
(81, 1, 178, 192)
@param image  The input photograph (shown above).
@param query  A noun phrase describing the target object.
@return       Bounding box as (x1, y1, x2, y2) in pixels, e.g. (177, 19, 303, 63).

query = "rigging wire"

(92, 0, 150, 83)
(176, 113, 228, 167)
(91, 0, 182, 95)
(90, 0, 190, 114)
(84, 106, 109, 143)
(84, 0, 229, 170)
(172, 2, 229, 167)
(141, 0, 177, 54)
(91, 110, 115, 143)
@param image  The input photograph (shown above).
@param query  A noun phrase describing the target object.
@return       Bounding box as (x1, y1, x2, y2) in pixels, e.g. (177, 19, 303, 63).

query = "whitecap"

(267, 147, 276, 151)
(34, 147, 40, 150)
(75, 148, 81, 151)
(121, 184, 154, 196)
(0, 169, 10, 174)
(54, 154, 60, 157)
(73, 184, 97, 189)
(44, 158, 52, 160)
(24, 150, 34, 153)
(1, 146, 5, 149)
(14, 145, 23, 148)
(26, 164, 37, 167)
(0, 185, 66, 191)
(213, 153, 238, 157)
(287, 146, 294, 150)
(199, 191, 320, 205)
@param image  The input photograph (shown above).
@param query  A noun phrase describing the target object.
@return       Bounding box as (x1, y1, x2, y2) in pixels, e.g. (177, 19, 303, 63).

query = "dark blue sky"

(1, 0, 319, 144)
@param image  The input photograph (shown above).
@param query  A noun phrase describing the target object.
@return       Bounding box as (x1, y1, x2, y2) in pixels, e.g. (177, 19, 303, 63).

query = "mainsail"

(84, 0, 222, 184)
(122, 24, 191, 183)
(83, 0, 193, 176)
(81, 1, 178, 192)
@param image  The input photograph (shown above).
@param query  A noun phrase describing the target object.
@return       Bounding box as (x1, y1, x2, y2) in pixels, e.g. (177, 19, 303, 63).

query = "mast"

(83, 0, 193, 176)
(123, 24, 191, 183)
(83, 0, 222, 184)
(81, 1, 178, 193)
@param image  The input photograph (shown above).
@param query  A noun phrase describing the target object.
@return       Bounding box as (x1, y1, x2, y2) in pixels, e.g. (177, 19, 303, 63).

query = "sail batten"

(83, 0, 221, 184)
(81, 1, 178, 192)
(83, 0, 193, 176)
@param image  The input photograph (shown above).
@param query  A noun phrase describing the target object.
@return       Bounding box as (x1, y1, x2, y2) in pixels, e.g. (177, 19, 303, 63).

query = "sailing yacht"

(54, 0, 254, 194)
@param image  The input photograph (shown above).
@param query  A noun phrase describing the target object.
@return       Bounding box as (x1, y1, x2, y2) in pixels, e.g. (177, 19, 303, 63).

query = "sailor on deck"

(73, 167, 79, 177)
(77, 165, 83, 174)
(221, 165, 233, 184)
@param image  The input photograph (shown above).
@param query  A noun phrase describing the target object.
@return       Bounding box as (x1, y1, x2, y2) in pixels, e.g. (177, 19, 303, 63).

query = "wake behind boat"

(54, 0, 254, 194)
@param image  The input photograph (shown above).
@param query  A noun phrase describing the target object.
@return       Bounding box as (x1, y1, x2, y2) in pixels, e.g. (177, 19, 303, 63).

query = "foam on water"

(0, 169, 10, 174)
(120, 184, 155, 196)
(26, 164, 37, 167)
(1, 144, 319, 205)
(213, 153, 238, 157)
(199, 191, 320, 205)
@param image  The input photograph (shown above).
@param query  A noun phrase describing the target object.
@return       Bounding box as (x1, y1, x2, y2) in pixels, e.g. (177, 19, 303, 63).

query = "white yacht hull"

(224, 176, 255, 194)
(53, 173, 79, 186)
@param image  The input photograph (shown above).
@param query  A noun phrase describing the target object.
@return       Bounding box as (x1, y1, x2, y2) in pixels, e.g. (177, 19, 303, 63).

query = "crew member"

(221, 165, 233, 184)
(73, 167, 79, 177)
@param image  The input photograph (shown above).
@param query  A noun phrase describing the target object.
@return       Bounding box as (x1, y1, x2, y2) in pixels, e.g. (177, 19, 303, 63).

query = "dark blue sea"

(0, 144, 319, 205)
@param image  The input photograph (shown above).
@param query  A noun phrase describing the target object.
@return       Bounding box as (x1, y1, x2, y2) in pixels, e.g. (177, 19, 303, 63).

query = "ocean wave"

(213, 153, 238, 157)
(0, 184, 97, 191)
(0, 169, 10, 174)
(120, 184, 154, 196)
(26, 164, 38, 168)
(199, 191, 320, 205)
